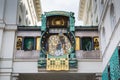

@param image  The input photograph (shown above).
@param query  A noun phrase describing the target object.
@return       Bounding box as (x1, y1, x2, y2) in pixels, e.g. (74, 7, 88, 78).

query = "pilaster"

(0, 0, 18, 80)
(11, 73, 19, 80)
(0, 23, 5, 57)
(0, 73, 11, 80)
(0, 0, 5, 23)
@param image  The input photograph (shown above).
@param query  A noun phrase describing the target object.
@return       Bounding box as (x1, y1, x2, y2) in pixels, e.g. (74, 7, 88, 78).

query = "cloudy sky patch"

(40, 0, 82, 25)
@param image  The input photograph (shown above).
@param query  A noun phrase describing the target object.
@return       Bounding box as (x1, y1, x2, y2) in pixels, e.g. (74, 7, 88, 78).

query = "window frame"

(81, 37, 93, 51)
(23, 37, 35, 51)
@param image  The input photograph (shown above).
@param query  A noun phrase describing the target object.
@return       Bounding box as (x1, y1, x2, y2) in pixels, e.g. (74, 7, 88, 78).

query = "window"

(26, 10, 28, 15)
(26, 18, 28, 25)
(24, 37, 34, 51)
(96, 17, 98, 24)
(75, 37, 80, 50)
(101, 27, 106, 50)
(16, 37, 22, 50)
(93, 37, 99, 50)
(16, 37, 42, 51)
(19, 3, 23, 12)
(81, 37, 92, 51)
(29, 21, 31, 25)
(110, 3, 116, 30)
(19, 16, 22, 24)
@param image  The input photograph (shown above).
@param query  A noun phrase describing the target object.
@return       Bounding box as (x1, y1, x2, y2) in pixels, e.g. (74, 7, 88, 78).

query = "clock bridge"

(38, 11, 77, 71)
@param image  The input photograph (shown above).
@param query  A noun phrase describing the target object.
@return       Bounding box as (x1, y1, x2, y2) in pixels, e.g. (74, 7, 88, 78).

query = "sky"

(40, 0, 82, 26)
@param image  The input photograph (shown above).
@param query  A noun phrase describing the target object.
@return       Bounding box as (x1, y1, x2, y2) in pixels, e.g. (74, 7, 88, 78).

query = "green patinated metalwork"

(69, 31, 77, 68)
(41, 14, 46, 31)
(102, 47, 120, 80)
(45, 11, 71, 17)
(38, 11, 77, 69)
(110, 48, 120, 80)
(69, 13, 75, 31)
(102, 67, 108, 80)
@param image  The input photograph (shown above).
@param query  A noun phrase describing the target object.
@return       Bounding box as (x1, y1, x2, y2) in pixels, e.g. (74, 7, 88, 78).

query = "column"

(0, 28, 17, 80)
(0, 0, 5, 56)
(0, 73, 11, 80)
(0, 25, 4, 56)
(0, 0, 18, 80)
(0, 0, 5, 23)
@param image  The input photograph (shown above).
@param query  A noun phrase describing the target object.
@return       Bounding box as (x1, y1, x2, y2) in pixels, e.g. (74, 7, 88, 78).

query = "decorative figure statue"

(26, 40, 33, 50)
(85, 40, 92, 51)
(55, 41, 64, 56)
(94, 38, 99, 50)
(17, 38, 22, 50)
(54, 32, 66, 56)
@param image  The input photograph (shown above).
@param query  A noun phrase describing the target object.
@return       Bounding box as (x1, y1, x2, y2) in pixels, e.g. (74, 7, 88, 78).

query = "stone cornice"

(0, 23, 5, 29)
(5, 24, 17, 31)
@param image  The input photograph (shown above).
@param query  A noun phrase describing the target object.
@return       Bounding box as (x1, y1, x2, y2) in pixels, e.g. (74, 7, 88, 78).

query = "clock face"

(48, 34, 71, 56)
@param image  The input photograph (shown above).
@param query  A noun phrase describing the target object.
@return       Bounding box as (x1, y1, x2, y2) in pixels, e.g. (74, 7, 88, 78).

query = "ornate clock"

(38, 11, 77, 71)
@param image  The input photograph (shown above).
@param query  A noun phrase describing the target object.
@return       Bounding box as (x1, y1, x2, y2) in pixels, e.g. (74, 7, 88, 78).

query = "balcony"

(15, 26, 101, 60)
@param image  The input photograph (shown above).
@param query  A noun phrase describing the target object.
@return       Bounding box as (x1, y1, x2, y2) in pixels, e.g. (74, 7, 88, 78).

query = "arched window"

(26, 18, 28, 25)
(101, 27, 106, 51)
(110, 3, 116, 30)
(19, 16, 22, 24)
(19, 0, 23, 12)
